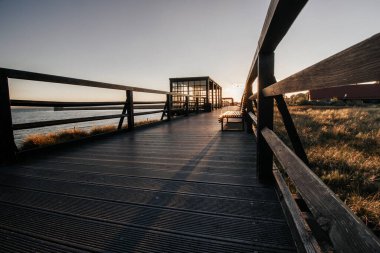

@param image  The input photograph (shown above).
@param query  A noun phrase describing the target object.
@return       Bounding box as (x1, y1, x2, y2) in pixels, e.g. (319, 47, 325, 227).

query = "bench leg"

(221, 118, 224, 131)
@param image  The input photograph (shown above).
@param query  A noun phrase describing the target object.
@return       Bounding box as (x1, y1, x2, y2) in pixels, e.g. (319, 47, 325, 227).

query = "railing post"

(241, 83, 253, 133)
(195, 97, 199, 113)
(257, 52, 275, 180)
(185, 96, 189, 116)
(166, 94, 172, 120)
(118, 91, 128, 130)
(0, 73, 17, 162)
(243, 103, 254, 134)
(126, 90, 134, 131)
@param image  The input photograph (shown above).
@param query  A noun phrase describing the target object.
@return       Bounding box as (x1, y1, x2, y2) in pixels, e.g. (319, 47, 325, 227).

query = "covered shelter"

(222, 97, 234, 106)
(169, 76, 222, 112)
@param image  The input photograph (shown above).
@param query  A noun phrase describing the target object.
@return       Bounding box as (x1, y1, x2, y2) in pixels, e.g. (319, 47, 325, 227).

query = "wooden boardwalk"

(0, 109, 296, 252)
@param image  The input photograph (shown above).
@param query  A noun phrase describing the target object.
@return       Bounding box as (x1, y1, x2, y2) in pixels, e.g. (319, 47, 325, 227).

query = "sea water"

(11, 108, 161, 147)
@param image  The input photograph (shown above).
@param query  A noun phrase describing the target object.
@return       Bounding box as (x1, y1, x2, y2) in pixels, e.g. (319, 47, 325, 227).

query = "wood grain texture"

(258, 0, 308, 53)
(273, 168, 321, 253)
(263, 33, 380, 96)
(242, 0, 307, 136)
(0, 109, 296, 252)
(244, 0, 308, 90)
(275, 95, 309, 165)
(261, 127, 380, 253)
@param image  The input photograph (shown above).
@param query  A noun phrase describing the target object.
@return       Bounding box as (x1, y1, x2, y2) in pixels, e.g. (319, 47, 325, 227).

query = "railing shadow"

(104, 133, 220, 251)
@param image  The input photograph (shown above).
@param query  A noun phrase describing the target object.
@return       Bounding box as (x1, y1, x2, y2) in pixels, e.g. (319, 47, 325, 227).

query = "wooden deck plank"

(16, 161, 259, 186)
(0, 167, 275, 201)
(0, 110, 296, 252)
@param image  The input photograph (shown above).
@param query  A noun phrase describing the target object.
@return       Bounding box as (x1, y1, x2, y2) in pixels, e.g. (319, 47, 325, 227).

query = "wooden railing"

(242, 1, 380, 252)
(0, 68, 202, 161)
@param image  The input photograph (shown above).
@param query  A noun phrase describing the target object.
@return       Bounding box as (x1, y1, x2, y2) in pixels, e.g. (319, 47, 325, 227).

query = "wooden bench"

(218, 111, 244, 131)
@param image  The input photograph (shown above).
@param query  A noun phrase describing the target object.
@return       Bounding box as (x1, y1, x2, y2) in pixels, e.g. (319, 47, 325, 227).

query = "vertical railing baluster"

(257, 52, 275, 180)
(126, 90, 134, 131)
(0, 72, 17, 162)
(275, 95, 309, 165)
(196, 97, 199, 113)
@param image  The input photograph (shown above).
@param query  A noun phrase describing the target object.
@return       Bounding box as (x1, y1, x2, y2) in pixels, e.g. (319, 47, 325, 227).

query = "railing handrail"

(0, 68, 192, 97)
(10, 100, 168, 107)
(263, 33, 380, 97)
(0, 68, 205, 161)
(242, 0, 380, 252)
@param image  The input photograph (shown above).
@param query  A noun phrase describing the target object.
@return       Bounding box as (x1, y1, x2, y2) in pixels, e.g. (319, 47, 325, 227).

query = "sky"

(0, 0, 379, 102)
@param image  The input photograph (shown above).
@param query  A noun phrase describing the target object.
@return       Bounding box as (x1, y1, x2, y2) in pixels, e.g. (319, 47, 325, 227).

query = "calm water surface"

(11, 108, 161, 147)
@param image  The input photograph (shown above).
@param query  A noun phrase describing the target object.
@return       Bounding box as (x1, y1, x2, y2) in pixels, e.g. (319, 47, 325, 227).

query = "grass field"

(274, 106, 380, 236)
(21, 119, 159, 150)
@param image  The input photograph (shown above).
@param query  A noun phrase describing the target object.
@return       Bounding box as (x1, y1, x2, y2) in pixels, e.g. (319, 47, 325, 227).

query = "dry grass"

(89, 125, 117, 135)
(21, 119, 159, 150)
(21, 128, 90, 150)
(274, 107, 380, 236)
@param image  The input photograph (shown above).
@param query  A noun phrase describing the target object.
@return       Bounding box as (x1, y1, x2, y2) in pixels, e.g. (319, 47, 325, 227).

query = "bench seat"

(218, 111, 244, 131)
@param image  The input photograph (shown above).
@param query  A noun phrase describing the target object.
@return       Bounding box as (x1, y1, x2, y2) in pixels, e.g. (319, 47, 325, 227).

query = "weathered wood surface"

(218, 110, 244, 131)
(256, 52, 275, 180)
(275, 95, 309, 165)
(261, 127, 380, 253)
(273, 168, 321, 253)
(0, 109, 296, 252)
(245, 0, 308, 87)
(263, 33, 380, 96)
(118, 91, 129, 130)
(258, 0, 308, 53)
(218, 110, 243, 120)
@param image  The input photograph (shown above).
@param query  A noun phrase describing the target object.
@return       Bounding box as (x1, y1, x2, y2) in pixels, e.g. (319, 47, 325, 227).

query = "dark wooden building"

(170, 77, 222, 111)
(309, 83, 380, 101)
